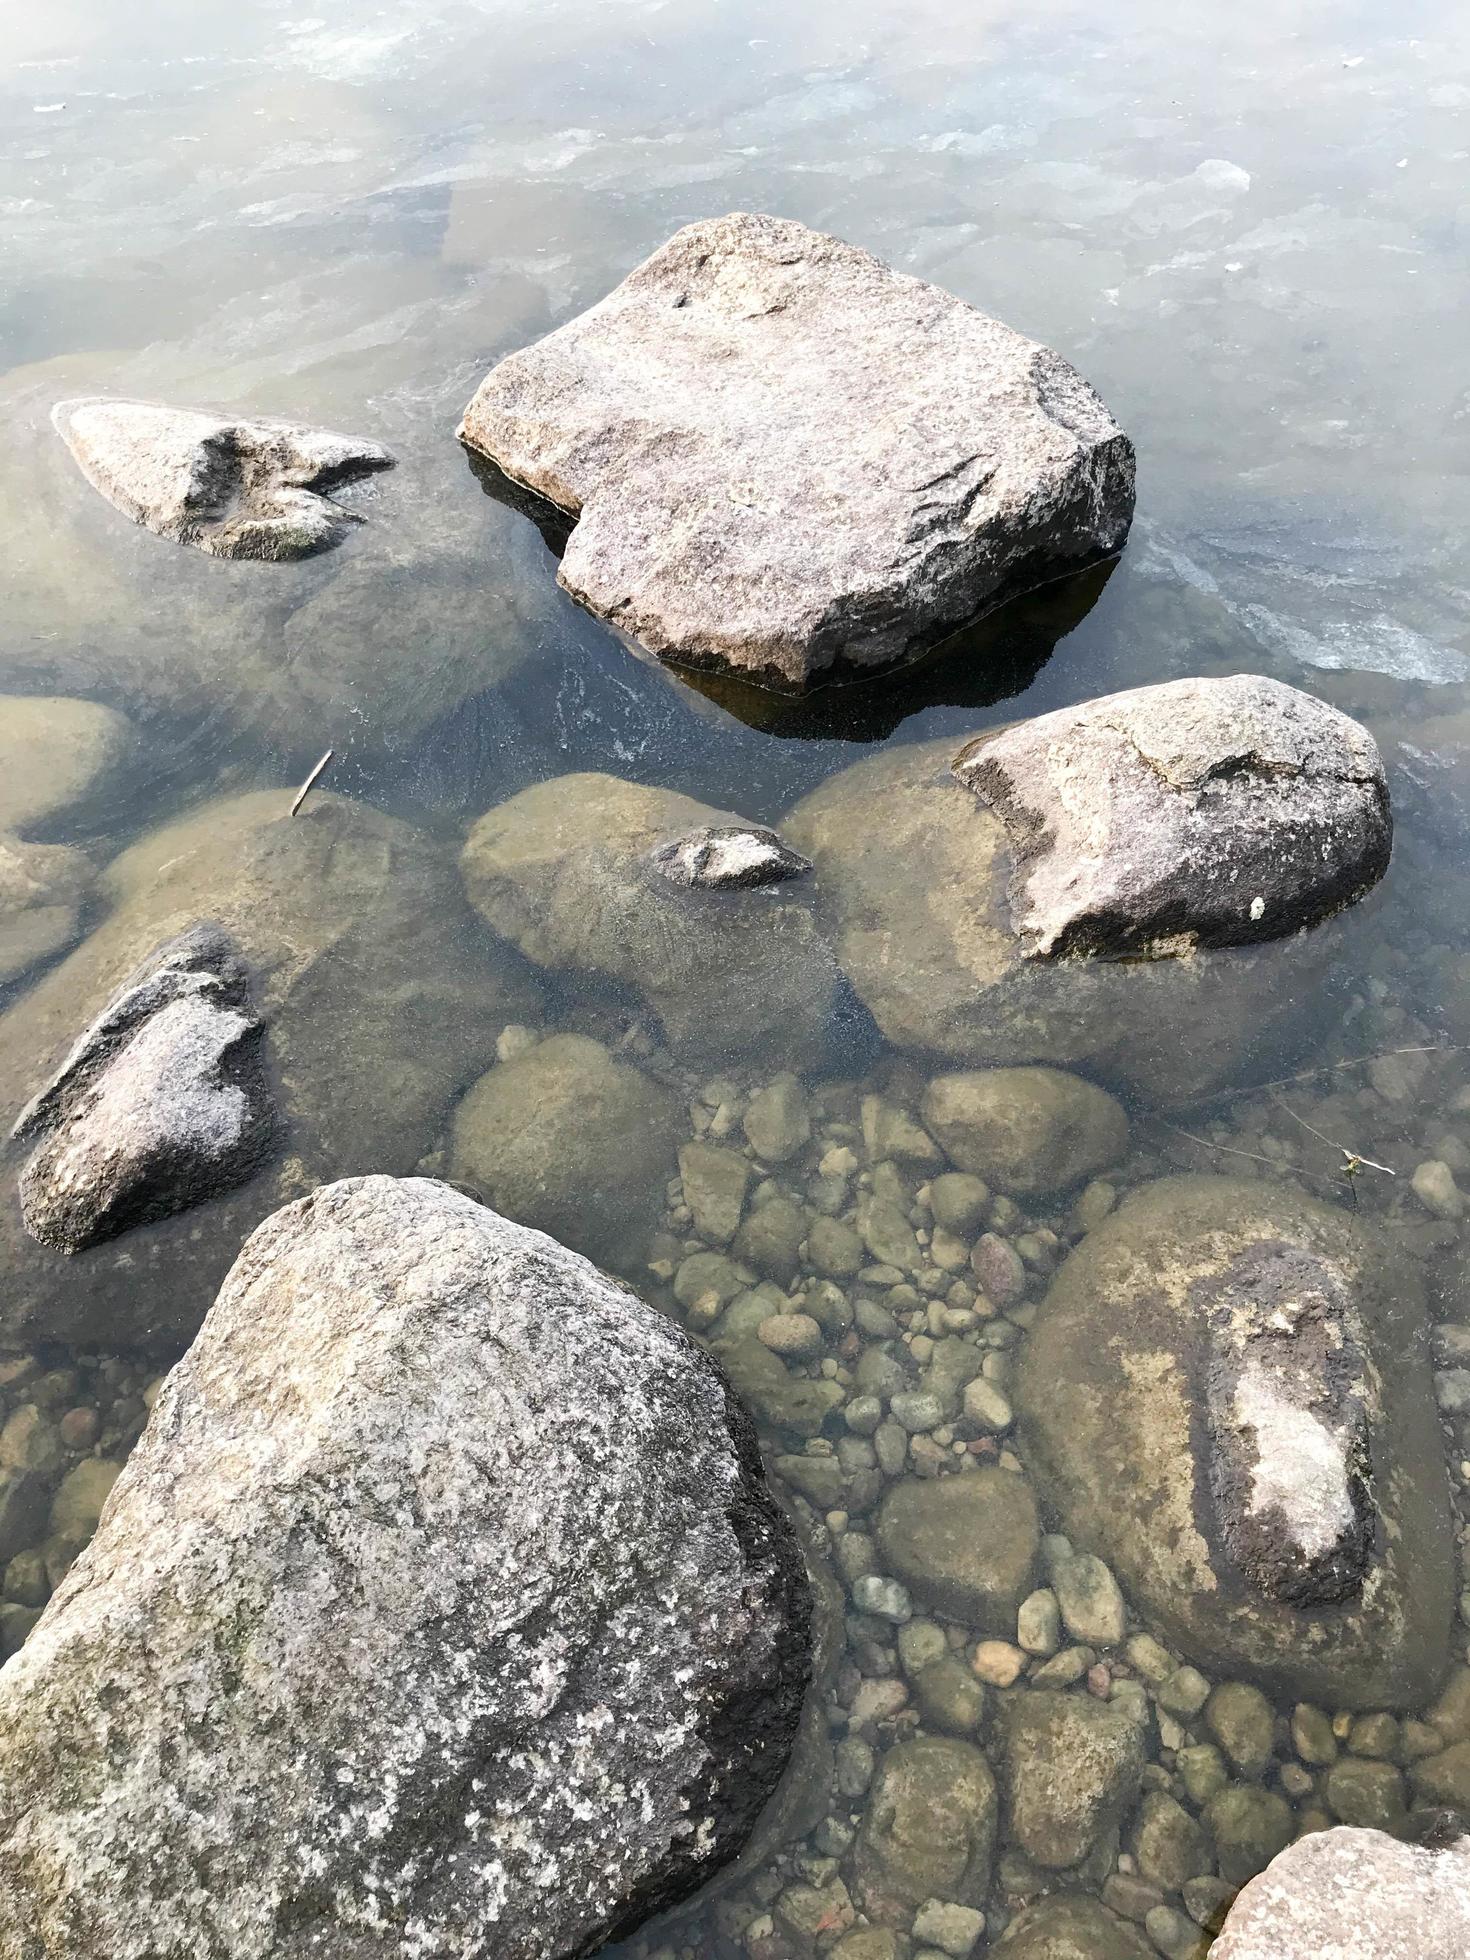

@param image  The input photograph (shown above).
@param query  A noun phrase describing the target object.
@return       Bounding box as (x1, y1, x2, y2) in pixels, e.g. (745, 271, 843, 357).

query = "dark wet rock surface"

(0, 1177, 812, 1960)
(1017, 1175, 1454, 1706)
(13, 923, 275, 1253)
(460, 212, 1134, 691)
(53, 397, 394, 561)
(951, 674, 1392, 958)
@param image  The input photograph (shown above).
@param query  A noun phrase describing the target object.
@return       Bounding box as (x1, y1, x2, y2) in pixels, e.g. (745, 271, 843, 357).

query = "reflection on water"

(3, 0, 1470, 1952)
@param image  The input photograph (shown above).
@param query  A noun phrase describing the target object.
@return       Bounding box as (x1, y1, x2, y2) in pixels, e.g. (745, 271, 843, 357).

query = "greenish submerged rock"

(875, 1469, 1039, 1632)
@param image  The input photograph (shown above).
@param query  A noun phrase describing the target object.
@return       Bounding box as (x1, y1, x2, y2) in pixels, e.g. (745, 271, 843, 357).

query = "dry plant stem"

(290, 749, 334, 817)
(1164, 1044, 1469, 1113)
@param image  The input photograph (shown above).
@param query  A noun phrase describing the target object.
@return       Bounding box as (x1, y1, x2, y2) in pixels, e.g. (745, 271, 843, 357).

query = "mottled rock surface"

(852, 1735, 997, 1925)
(920, 1067, 1127, 1195)
(0, 1177, 811, 1960)
(1017, 1176, 1453, 1705)
(783, 738, 1330, 1100)
(952, 675, 1391, 957)
(1211, 1825, 1470, 1958)
(53, 397, 393, 561)
(0, 791, 540, 1350)
(651, 824, 811, 890)
(1000, 1691, 1146, 1870)
(449, 1032, 681, 1271)
(460, 212, 1134, 690)
(874, 1468, 1039, 1630)
(461, 773, 841, 1069)
(13, 924, 275, 1253)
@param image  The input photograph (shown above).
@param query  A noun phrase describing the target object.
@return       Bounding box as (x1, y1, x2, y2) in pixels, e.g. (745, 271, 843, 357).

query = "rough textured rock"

(783, 737, 1334, 1101)
(651, 824, 811, 890)
(1211, 1825, 1470, 1959)
(874, 1469, 1039, 1631)
(12, 924, 275, 1253)
(852, 1735, 997, 1925)
(53, 396, 393, 561)
(0, 837, 95, 988)
(0, 790, 541, 1351)
(459, 212, 1134, 691)
(0, 696, 133, 835)
(448, 1033, 681, 1272)
(951, 675, 1391, 958)
(461, 773, 841, 1070)
(920, 1067, 1127, 1195)
(996, 1896, 1153, 1960)
(1000, 1692, 1145, 1872)
(0, 1177, 812, 1960)
(1016, 1176, 1453, 1706)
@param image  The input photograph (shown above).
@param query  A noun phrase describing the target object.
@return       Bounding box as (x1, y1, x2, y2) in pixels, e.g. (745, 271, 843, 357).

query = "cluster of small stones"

(620, 1049, 1470, 1960)
(0, 1348, 153, 1659)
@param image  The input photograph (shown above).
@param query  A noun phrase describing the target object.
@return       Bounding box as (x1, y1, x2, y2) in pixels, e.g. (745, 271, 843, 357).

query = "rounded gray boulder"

(0, 1177, 812, 1960)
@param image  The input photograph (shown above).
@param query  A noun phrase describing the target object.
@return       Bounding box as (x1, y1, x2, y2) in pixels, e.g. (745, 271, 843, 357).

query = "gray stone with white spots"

(650, 824, 811, 890)
(951, 675, 1390, 959)
(0, 1176, 811, 1960)
(53, 397, 393, 561)
(1211, 1826, 1470, 1960)
(460, 212, 1134, 691)
(12, 924, 275, 1253)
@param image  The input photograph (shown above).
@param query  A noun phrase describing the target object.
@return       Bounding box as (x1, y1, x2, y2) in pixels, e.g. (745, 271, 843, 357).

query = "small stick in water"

(290, 748, 334, 816)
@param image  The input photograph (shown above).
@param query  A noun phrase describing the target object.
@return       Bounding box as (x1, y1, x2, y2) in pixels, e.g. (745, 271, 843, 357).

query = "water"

(2, 0, 1470, 1951)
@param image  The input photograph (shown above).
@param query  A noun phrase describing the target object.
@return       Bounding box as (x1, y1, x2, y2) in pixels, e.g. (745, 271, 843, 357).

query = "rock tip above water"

(460, 210, 1135, 691)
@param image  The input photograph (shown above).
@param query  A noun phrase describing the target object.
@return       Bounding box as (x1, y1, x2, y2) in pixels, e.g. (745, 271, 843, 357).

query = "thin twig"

(1273, 1099, 1396, 1176)
(1165, 1045, 1468, 1112)
(290, 748, 334, 817)
(1149, 1115, 1345, 1191)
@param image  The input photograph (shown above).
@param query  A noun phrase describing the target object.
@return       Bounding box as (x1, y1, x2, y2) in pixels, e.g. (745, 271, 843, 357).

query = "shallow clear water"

(3, 0, 1470, 1952)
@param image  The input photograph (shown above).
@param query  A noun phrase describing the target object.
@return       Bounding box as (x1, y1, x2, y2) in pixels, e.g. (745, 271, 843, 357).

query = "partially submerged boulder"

(0, 838, 95, 989)
(12, 925, 275, 1253)
(1211, 1825, 1470, 1959)
(1016, 1176, 1453, 1706)
(952, 674, 1391, 957)
(459, 212, 1134, 690)
(0, 790, 541, 1350)
(53, 397, 393, 561)
(783, 737, 1332, 1100)
(0, 1177, 812, 1960)
(461, 773, 841, 1070)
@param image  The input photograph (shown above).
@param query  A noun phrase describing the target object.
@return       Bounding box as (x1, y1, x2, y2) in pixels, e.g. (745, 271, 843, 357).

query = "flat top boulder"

(460, 212, 1134, 690)
(0, 1177, 811, 1960)
(53, 397, 394, 562)
(952, 674, 1391, 958)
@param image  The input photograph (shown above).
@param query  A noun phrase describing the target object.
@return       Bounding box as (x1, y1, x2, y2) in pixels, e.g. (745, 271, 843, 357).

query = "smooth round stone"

(970, 1640, 1026, 1688)
(758, 1312, 824, 1359)
(1323, 1757, 1407, 1831)
(1206, 1682, 1276, 1778)
(889, 1391, 945, 1435)
(1017, 1587, 1062, 1657)
(1204, 1786, 1294, 1886)
(851, 1575, 913, 1624)
(962, 1378, 1014, 1433)
(875, 1470, 1039, 1630)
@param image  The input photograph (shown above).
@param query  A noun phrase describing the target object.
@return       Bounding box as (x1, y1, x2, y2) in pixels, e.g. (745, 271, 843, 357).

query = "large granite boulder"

(952, 675, 1390, 958)
(1016, 1175, 1454, 1706)
(461, 772, 841, 1070)
(782, 737, 1333, 1100)
(459, 212, 1134, 691)
(0, 791, 541, 1350)
(0, 1177, 812, 1960)
(13, 924, 275, 1252)
(449, 1032, 681, 1272)
(1211, 1826, 1470, 1959)
(53, 397, 394, 561)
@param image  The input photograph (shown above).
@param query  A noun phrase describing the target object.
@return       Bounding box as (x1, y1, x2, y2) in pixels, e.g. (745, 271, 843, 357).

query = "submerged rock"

(13, 924, 274, 1253)
(53, 396, 393, 561)
(952, 674, 1391, 957)
(1000, 1690, 1146, 1870)
(449, 1033, 681, 1271)
(852, 1735, 998, 1925)
(461, 773, 841, 1070)
(1016, 1176, 1453, 1706)
(0, 695, 133, 835)
(0, 838, 95, 988)
(459, 212, 1134, 691)
(783, 737, 1332, 1099)
(920, 1066, 1127, 1195)
(1211, 1825, 1470, 1959)
(996, 1895, 1153, 1960)
(0, 1177, 812, 1960)
(0, 790, 540, 1350)
(874, 1468, 1039, 1630)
